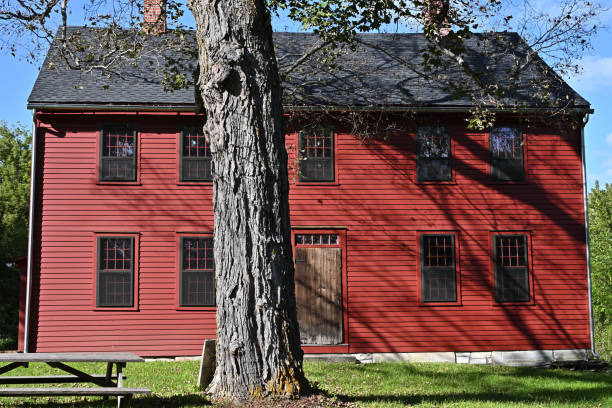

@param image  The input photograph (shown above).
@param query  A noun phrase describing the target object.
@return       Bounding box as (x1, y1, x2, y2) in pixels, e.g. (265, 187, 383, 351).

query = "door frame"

(291, 228, 348, 349)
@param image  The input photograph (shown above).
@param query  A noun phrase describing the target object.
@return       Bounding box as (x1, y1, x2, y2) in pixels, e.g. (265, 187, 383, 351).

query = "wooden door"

(294, 247, 343, 345)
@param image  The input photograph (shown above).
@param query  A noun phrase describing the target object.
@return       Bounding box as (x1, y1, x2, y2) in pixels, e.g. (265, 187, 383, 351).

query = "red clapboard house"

(19, 16, 596, 364)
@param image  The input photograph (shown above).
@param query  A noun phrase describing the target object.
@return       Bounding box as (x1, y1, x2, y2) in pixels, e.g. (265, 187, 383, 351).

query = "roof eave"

(27, 103, 199, 112)
(284, 105, 594, 114)
(27, 102, 594, 115)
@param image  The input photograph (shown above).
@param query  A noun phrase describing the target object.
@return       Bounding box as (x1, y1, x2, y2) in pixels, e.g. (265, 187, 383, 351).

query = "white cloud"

(568, 56, 612, 93)
(607, 133, 612, 146)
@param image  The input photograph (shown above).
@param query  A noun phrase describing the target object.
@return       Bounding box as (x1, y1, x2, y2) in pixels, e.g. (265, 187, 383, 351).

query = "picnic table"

(0, 352, 151, 407)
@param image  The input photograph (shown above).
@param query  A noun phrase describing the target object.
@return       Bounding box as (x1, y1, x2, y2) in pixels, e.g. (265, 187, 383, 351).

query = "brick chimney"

(143, 0, 166, 33)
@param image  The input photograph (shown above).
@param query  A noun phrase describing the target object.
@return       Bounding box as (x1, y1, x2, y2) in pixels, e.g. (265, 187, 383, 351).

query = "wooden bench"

(0, 387, 151, 396)
(0, 352, 151, 407)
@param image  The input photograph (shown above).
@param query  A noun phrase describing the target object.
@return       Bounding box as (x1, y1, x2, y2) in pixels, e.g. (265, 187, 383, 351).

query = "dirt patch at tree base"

(217, 394, 354, 407)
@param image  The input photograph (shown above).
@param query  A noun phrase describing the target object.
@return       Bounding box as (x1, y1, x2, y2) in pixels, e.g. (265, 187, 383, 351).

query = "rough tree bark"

(187, 0, 308, 402)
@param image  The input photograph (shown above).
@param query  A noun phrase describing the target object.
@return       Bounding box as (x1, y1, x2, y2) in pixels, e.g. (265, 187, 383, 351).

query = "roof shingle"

(27, 28, 589, 109)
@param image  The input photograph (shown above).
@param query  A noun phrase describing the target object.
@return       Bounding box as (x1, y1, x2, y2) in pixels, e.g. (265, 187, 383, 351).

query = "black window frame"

(489, 127, 524, 181)
(420, 233, 457, 303)
(179, 126, 213, 182)
(493, 234, 531, 303)
(298, 126, 335, 183)
(416, 125, 452, 182)
(179, 236, 216, 307)
(99, 125, 138, 182)
(96, 236, 135, 308)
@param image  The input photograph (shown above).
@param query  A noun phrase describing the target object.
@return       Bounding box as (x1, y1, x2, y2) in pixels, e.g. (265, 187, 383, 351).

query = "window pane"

(181, 271, 215, 306)
(181, 128, 212, 181)
(422, 268, 456, 302)
(99, 271, 132, 307)
(491, 158, 523, 181)
(417, 126, 450, 158)
(100, 238, 132, 271)
(421, 234, 456, 302)
(182, 128, 211, 158)
(422, 235, 454, 267)
(183, 238, 214, 271)
(491, 128, 523, 181)
(298, 128, 334, 182)
(97, 237, 134, 307)
(496, 267, 530, 302)
(181, 237, 215, 306)
(494, 235, 530, 302)
(294, 234, 339, 246)
(491, 127, 522, 159)
(496, 236, 526, 267)
(299, 158, 333, 181)
(417, 126, 451, 181)
(182, 157, 212, 181)
(101, 157, 136, 181)
(417, 158, 451, 181)
(101, 128, 136, 181)
(103, 129, 135, 158)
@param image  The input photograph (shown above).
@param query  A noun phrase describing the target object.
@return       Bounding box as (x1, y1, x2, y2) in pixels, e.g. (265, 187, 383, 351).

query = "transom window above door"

(295, 234, 339, 245)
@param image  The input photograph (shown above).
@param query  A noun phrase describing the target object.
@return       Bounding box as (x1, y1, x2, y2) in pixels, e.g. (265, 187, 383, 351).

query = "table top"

(0, 352, 144, 363)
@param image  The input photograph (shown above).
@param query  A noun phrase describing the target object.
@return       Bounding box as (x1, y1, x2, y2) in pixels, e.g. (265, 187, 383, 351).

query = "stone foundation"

(303, 349, 590, 367)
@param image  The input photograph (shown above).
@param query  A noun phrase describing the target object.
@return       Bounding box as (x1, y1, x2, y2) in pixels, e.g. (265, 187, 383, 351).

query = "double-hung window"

(420, 234, 457, 302)
(96, 237, 134, 307)
(416, 126, 451, 181)
(100, 126, 137, 181)
(490, 127, 524, 181)
(180, 127, 212, 181)
(180, 237, 215, 306)
(298, 127, 334, 182)
(493, 234, 530, 302)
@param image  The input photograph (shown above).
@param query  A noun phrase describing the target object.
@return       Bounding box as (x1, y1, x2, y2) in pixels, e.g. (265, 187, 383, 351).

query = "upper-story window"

(493, 234, 530, 302)
(100, 126, 137, 181)
(490, 127, 524, 181)
(416, 126, 451, 182)
(97, 236, 135, 307)
(180, 127, 212, 182)
(298, 127, 334, 182)
(180, 237, 215, 306)
(420, 234, 457, 302)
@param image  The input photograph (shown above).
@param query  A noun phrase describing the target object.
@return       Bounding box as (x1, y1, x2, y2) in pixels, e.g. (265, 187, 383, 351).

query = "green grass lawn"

(0, 361, 610, 407)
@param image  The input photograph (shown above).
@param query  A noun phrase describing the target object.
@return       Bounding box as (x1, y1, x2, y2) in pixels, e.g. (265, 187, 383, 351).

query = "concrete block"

(373, 352, 456, 363)
(355, 354, 374, 364)
(456, 356, 470, 364)
(176, 356, 200, 361)
(553, 349, 587, 362)
(492, 350, 553, 366)
(469, 352, 492, 359)
(304, 354, 358, 363)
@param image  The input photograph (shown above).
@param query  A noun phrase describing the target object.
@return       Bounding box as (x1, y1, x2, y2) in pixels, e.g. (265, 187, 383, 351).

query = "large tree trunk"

(187, 0, 308, 402)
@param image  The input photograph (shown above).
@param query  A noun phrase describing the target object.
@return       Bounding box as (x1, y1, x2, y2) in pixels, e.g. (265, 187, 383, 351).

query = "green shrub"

(589, 182, 612, 361)
(594, 322, 612, 361)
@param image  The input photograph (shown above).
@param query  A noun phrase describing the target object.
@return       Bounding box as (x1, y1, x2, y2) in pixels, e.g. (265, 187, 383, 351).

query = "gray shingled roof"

(28, 28, 589, 109)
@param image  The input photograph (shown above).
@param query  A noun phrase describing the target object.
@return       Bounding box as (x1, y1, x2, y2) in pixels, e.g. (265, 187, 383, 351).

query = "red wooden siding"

(27, 112, 590, 356)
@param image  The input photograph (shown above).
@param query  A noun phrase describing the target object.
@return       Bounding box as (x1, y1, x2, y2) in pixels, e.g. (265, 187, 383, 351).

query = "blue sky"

(0, 4, 610, 189)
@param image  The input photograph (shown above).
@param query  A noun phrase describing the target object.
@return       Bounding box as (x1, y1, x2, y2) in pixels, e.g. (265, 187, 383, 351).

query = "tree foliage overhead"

(0, 0, 605, 124)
